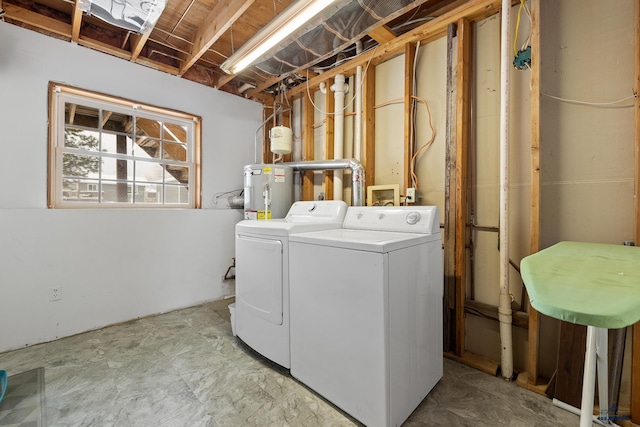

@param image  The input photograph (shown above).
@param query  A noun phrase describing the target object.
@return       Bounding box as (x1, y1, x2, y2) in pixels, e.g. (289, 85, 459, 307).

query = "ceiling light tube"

(221, 0, 337, 74)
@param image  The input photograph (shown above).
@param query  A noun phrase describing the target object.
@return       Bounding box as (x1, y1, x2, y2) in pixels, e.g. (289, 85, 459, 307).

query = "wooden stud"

(71, 0, 82, 42)
(632, 0, 640, 422)
(526, 0, 542, 387)
(362, 64, 376, 193)
(404, 43, 417, 195)
(324, 86, 335, 200)
(303, 92, 315, 201)
(443, 23, 457, 353)
(454, 17, 471, 357)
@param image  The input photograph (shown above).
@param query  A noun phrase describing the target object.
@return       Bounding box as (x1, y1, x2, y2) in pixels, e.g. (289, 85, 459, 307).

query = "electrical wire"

(372, 95, 436, 191)
(541, 92, 637, 107)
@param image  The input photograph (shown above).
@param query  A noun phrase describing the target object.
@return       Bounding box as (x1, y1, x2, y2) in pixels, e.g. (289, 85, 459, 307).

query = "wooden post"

(324, 85, 335, 200)
(362, 64, 376, 197)
(454, 17, 472, 357)
(303, 91, 315, 201)
(404, 43, 417, 196)
(631, 0, 640, 422)
(443, 23, 458, 353)
(527, 0, 542, 387)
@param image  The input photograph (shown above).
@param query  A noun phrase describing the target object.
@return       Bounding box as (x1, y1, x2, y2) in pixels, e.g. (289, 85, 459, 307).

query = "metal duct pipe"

(283, 159, 365, 206)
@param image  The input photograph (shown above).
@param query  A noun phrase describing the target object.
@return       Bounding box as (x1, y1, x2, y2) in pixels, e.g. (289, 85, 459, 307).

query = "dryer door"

(236, 234, 283, 325)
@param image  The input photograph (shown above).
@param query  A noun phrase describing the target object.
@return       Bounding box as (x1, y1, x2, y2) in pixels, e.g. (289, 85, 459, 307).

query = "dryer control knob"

(406, 211, 421, 225)
(378, 213, 385, 220)
(308, 203, 317, 212)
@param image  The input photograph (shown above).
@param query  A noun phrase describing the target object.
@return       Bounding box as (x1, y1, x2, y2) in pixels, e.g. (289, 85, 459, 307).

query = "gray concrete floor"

(0, 299, 581, 426)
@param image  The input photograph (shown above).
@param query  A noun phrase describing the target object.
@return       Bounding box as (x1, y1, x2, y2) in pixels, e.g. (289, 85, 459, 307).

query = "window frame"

(48, 82, 202, 208)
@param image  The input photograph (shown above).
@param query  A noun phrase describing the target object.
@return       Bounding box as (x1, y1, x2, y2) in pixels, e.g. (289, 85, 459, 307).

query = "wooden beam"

(180, 0, 255, 76)
(362, 62, 376, 195)
(527, 0, 542, 387)
(465, 299, 529, 329)
(303, 92, 315, 201)
(368, 25, 396, 45)
(404, 43, 416, 196)
(443, 22, 457, 353)
(130, 32, 152, 61)
(632, 0, 640, 422)
(324, 87, 335, 200)
(264, 0, 502, 99)
(3, 3, 71, 37)
(454, 17, 472, 357)
(71, 0, 82, 42)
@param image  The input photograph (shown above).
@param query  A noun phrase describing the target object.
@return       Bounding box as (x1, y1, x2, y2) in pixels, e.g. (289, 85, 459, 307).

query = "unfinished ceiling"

(0, 0, 465, 102)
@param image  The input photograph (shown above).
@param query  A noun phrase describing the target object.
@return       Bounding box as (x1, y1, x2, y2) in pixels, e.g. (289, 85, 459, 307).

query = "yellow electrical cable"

(513, 0, 525, 57)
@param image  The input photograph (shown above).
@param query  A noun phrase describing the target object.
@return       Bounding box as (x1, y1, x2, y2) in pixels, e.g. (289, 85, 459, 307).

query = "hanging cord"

(373, 95, 436, 191)
(305, 45, 379, 115)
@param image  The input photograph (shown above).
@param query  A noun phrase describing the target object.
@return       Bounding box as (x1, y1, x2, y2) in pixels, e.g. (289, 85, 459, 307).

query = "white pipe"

(331, 74, 347, 201)
(498, 0, 514, 380)
(552, 399, 619, 427)
(354, 41, 363, 161)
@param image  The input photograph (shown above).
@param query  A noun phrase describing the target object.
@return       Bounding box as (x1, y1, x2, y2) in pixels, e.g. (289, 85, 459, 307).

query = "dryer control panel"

(343, 206, 440, 234)
(285, 200, 348, 223)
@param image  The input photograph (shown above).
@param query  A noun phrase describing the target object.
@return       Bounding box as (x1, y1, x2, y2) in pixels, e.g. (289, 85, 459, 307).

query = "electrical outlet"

(49, 287, 62, 301)
(406, 188, 416, 203)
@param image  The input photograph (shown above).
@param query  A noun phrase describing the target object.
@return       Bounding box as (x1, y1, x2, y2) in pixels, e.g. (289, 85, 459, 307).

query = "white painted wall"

(0, 22, 262, 352)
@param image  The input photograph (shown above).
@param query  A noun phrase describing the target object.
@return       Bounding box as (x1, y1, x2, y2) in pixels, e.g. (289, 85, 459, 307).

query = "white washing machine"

(235, 200, 348, 368)
(289, 206, 443, 427)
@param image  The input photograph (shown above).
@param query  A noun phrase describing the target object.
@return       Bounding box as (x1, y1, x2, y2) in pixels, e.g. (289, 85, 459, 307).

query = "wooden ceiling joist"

(368, 25, 396, 45)
(71, 0, 82, 42)
(3, 2, 71, 37)
(179, 0, 255, 76)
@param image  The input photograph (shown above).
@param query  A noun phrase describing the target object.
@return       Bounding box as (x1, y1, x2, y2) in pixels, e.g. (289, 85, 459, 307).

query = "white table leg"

(596, 327, 609, 422)
(580, 325, 597, 427)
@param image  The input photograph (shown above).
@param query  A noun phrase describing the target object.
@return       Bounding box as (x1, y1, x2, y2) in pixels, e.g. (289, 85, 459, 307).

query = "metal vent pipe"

(282, 159, 365, 206)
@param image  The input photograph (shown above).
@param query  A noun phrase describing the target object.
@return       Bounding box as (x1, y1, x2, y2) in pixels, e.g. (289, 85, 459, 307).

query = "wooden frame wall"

(526, 0, 542, 388)
(454, 17, 472, 358)
(632, 0, 640, 422)
(303, 93, 315, 201)
(404, 43, 417, 195)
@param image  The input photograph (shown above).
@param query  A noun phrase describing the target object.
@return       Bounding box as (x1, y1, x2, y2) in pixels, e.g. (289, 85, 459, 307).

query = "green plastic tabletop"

(520, 241, 640, 329)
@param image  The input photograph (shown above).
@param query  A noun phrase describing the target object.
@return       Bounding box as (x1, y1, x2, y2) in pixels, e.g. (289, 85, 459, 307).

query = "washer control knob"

(378, 213, 385, 220)
(308, 203, 317, 212)
(406, 211, 421, 225)
(357, 213, 363, 219)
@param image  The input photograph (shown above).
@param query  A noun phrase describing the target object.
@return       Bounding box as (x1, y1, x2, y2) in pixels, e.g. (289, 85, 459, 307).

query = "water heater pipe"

(283, 159, 365, 206)
(331, 74, 348, 201)
(498, 0, 514, 381)
(354, 42, 363, 162)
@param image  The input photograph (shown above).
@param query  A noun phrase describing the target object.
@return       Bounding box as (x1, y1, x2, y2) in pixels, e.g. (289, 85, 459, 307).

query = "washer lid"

(289, 228, 441, 252)
(236, 219, 344, 237)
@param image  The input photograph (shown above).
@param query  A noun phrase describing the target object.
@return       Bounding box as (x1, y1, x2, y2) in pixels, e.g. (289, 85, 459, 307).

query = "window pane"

(135, 184, 161, 204)
(165, 185, 189, 204)
(64, 128, 100, 152)
(101, 158, 133, 180)
(100, 181, 133, 203)
(63, 153, 100, 178)
(163, 142, 187, 162)
(135, 161, 164, 183)
(62, 178, 101, 202)
(102, 133, 134, 156)
(102, 110, 133, 133)
(136, 117, 162, 138)
(66, 103, 99, 129)
(135, 137, 162, 158)
(163, 122, 187, 143)
(165, 165, 189, 184)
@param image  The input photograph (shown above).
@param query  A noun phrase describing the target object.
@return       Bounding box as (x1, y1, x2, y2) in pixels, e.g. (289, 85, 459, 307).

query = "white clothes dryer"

(235, 200, 347, 368)
(289, 206, 443, 427)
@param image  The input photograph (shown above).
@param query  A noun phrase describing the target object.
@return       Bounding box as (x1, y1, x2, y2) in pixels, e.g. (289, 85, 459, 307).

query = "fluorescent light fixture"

(221, 0, 337, 74)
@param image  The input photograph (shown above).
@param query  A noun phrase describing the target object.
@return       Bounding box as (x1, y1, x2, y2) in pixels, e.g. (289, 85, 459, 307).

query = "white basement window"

(48, 83, 201, 208)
